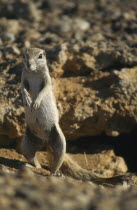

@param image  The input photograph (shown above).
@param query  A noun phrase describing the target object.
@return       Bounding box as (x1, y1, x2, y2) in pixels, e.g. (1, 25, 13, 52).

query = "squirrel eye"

(38, 53, 43, 59)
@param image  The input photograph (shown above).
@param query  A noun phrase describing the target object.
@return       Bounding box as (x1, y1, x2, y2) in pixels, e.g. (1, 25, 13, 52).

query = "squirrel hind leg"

(21, 127, 43, 169)
(48, 124, 66, 175)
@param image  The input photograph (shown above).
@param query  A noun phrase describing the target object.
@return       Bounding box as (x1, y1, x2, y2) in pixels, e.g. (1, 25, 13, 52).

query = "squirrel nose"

(28, 60, 36, 71)
(28, 60, 35, 66)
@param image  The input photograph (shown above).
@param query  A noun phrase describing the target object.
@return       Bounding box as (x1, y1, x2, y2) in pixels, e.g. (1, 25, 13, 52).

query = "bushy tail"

(60, 154, 132, 185)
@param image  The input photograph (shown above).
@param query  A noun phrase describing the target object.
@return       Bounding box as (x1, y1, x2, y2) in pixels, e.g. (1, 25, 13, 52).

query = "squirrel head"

(23, 48, 47, 73)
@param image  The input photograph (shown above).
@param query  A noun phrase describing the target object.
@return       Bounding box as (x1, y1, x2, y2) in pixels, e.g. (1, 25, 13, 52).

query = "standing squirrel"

(21, 48, 130, 185)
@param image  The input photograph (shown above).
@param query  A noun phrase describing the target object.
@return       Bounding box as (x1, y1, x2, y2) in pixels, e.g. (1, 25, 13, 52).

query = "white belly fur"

(25, 91, 59, 141)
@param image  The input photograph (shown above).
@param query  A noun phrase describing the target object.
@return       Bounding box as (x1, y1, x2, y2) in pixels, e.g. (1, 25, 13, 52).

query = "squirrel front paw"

(31, 97, 41, 110)
(23, 95, 32, 107)
(23, 89, 32, 107)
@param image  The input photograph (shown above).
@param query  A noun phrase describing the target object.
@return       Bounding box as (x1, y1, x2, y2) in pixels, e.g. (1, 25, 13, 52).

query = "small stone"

(16, 165, 34, 179)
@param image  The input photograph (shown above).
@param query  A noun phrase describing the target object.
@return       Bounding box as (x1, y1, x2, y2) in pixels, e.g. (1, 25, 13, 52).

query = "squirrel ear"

(43, 50, 46, 57)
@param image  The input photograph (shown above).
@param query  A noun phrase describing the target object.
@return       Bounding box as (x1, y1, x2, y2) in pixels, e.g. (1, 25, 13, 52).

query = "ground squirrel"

(21, 48, 130, 184)
(21, 48, 66, 175)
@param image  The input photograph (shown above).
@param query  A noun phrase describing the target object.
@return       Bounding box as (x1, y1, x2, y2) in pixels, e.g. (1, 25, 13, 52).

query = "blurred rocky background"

(0, 0, 137, 209)
(0, 0, 137, 140)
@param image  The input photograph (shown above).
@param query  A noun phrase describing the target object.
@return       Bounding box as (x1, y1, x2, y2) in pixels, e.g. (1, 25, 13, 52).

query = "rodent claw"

(32, 99, 41, 110)
(50, 172, 62, 177)
(26, 97, 31, 107)
(23, 94, 32, 107)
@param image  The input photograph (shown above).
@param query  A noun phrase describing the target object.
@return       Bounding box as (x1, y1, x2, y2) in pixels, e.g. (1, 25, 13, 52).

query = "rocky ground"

(1, 164, 137, 210)
(0, 0, 137, 209)
(0, 147, 137, 210)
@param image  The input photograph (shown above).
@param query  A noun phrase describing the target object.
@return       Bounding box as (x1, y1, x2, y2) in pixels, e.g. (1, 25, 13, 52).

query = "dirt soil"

(0, 146, 127, 177)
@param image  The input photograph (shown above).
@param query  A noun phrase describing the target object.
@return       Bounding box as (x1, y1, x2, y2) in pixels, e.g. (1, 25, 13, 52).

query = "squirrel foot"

(50, 171, 62, 177)
(22, 162, 42, 169)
